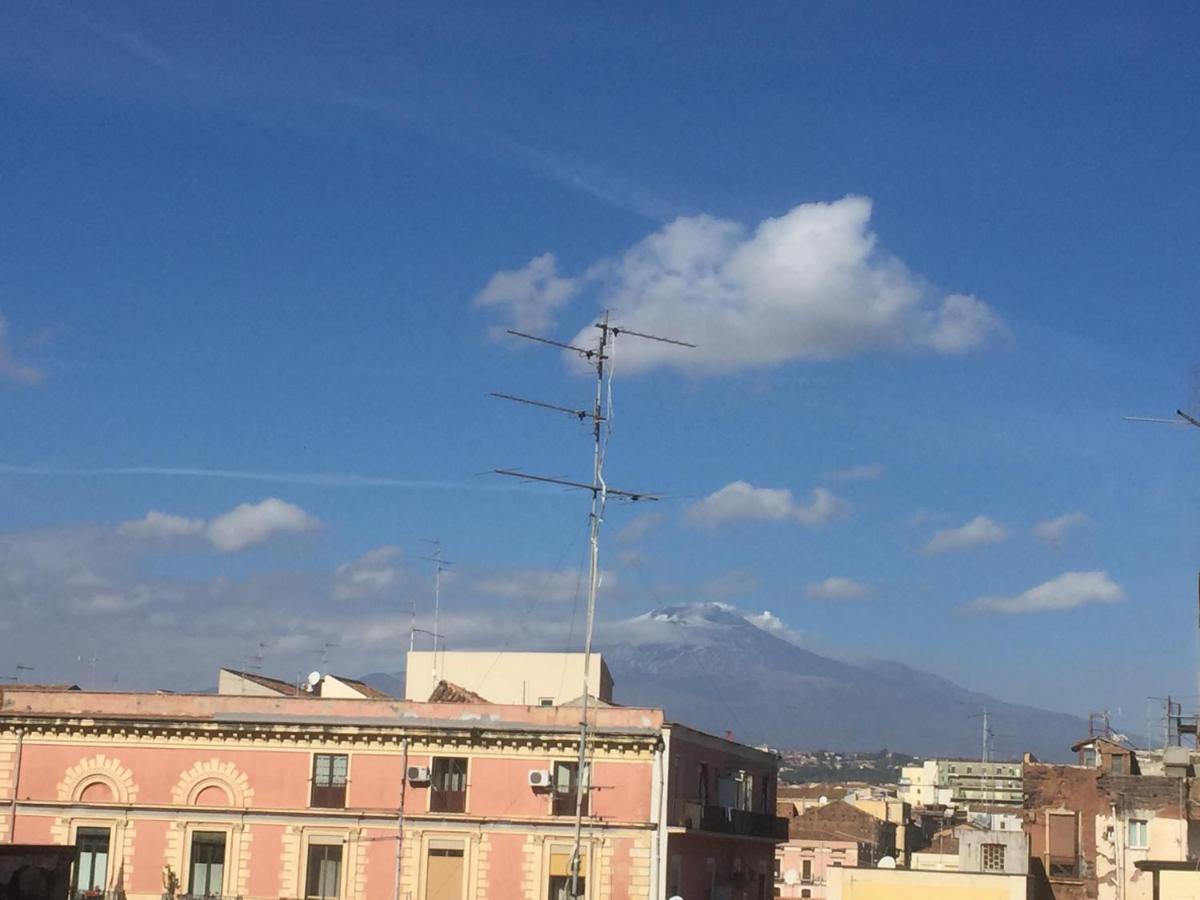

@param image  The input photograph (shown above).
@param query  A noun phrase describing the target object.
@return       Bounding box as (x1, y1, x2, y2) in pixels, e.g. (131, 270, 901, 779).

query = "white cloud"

(118, 510, 205, 540)
(922, 515, 1007, 555)
(834, 463, 885, 482)
(615, 512, 664, 545)
(334, 546, 403, 601)
(968, 571, 1125, 614)
(474, 196, 1004, 374)
(0, 313, 46, 386)
(117, 500, 320, 553)
(473, 253, 579, 334)
(686, 481, 848, 529)
(475, 567, 612, 604)
(1033, 512, 1091, 547)
(806, 577, 868, 601)
(206, 499, 320, 552)
(744, 609, 805, 645)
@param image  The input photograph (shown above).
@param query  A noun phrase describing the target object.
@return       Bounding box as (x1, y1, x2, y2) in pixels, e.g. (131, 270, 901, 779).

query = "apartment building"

(1022, 761, 1196, 900)
(898, 758, 1022, 808)
(0, 677, 783, 900)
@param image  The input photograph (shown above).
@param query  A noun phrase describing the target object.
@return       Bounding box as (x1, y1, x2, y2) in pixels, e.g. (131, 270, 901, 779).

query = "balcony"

(668, 799, 788, 840)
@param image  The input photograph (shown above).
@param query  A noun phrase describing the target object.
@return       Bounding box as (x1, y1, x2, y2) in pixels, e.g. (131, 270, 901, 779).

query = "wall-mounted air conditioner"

(529, 770, 553, 789)
(407, 765, 430, 783)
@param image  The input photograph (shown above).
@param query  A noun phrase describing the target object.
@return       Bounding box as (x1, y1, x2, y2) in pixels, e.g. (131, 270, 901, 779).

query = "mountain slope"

(598, 603, 1085, 761)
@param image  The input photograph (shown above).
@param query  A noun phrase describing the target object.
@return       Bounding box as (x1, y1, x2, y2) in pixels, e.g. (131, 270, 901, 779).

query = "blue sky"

(2, 1, 1199, 742)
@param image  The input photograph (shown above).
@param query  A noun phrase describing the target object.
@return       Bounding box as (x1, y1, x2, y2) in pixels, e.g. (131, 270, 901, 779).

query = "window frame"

(552, 761, 589, 817)
(73, 825, 111, 894)
(429, 756, 468, 814)
(187, 829, 228, 897)
(981, 842, 1006, 873)
(1127, 818, 1149, 850)
(304, 840, 344, 900)
(310, 753, 349, 809)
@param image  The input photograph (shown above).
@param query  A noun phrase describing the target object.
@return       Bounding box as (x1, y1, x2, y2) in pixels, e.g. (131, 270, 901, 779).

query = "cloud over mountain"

(806, 577, 868, 601)
(477, 197, 1005, 374)
(686, 482, 848, 528)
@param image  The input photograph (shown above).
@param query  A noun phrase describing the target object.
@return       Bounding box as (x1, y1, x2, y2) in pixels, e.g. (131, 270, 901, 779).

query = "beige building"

(405, 651, 614, 706)
(827, 866, 1028, 900)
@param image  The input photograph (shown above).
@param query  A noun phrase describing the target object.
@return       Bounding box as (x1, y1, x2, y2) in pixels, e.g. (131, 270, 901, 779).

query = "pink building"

(0, 680, 783, 900)
(774, 838, 857, 899)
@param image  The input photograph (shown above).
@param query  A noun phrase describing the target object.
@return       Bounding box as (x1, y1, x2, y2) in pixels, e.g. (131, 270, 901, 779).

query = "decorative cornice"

(0, 717, 657, 758)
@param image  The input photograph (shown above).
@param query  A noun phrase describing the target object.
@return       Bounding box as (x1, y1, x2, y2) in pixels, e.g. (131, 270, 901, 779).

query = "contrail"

(0, 463, 514, 492)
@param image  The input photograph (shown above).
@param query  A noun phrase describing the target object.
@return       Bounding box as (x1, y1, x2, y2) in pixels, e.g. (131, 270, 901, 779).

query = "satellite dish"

(819, 795, 828, 806)
(877, 856, 896, 869)
(783, 869, 799, 885)
(668, 896, 683, 900)
(307, 671, 322, 686)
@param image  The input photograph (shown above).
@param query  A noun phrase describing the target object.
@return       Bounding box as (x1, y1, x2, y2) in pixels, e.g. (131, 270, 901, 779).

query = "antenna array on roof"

(492, 312, 694, 895)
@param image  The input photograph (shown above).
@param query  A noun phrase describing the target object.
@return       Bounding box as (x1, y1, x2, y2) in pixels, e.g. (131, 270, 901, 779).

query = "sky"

(2, 1, 1199, 743)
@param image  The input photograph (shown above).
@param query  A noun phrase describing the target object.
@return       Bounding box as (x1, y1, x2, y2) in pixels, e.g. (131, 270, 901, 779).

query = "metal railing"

(667, 799, 788, 839)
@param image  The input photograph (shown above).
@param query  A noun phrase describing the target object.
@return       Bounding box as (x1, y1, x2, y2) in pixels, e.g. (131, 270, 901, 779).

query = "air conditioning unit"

(407, 766, 430, 783)
(529, 770, 553, 789)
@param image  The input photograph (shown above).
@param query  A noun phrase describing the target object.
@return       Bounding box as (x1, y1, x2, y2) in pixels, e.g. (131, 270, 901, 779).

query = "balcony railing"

(668, 799, 788, 840)
(429, 788, 466, 813)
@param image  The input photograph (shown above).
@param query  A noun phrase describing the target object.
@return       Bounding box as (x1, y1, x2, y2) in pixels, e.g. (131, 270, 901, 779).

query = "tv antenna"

(494, 311, 694, 895)
(419, 540, 453, 684)
(1124, 403, 1200, 717)
(3, 664, 33, 683)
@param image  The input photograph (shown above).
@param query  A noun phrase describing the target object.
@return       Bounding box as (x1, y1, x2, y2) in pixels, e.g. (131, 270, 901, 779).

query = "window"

(426, 846, 464, 900)
(801, 859, 812, 882)
(981, 843, 1006, 872)
(548, 850, 586, 900)
(430, 757, 467, 813)
(311, 754, 348, 808)
(1110, 755, 1126, 775)
(539, 697, 554, 707)
(553, 761, 588, 816)
(1128, 819, 1149, 849)
(1048, 812, 1079, 877)
(773, 858, 780, 879)
(698, 762, 710, 807)
(305, 843, 342, 900)
(800, 891, 811, 899)
(189, 831, 226, 897)
(74, 827, 110, 894)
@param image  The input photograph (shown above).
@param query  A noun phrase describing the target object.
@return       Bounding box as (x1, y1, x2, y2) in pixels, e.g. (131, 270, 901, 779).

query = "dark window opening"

(430, 757, 467, 813)
(74, 827, 110, 895)
(305, 843, 342, 900)
(553, 761, 588, 817)
(189, 831, 227, 897)
(311, 754, 348, 808)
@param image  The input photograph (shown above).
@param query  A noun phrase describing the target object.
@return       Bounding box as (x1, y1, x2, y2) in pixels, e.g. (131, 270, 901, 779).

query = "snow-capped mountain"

(597, 603, 1085, 761)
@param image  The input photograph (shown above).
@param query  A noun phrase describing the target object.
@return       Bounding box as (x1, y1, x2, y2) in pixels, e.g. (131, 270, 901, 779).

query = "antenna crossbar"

(490, 392, 600, 422)
(599, 323, 698, 348)
(506, 330, 603, 359)
(1178, 409, 1200, 429)
(494, 469, 658, 501)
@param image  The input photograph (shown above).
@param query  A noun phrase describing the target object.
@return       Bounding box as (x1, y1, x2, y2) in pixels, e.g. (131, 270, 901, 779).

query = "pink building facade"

(774, 838, 858, 899)
(0, 685, 782, 900)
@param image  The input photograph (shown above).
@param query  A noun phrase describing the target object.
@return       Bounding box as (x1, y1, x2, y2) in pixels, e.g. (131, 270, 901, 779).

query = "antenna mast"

(421, 540, 453, 685)
(494, 312, 694, 897)
(1124, 406, 1200, 716)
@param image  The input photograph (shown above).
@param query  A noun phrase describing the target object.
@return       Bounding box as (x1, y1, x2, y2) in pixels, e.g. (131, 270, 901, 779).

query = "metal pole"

(570, 314, 610, 898)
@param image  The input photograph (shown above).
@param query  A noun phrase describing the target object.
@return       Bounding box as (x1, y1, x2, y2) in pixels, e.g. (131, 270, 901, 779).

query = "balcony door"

(190, 831, 226, 897)
(74, 827, 110, 895)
